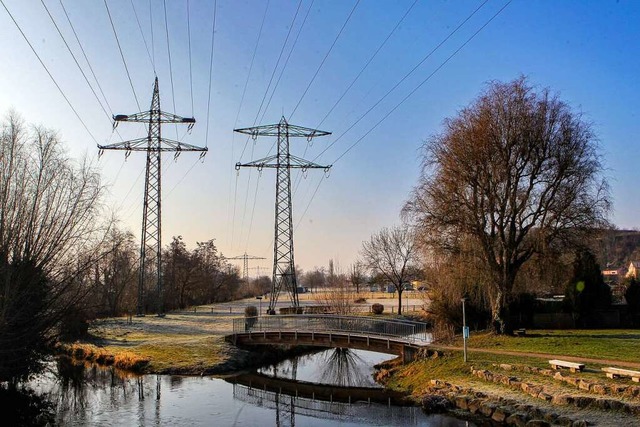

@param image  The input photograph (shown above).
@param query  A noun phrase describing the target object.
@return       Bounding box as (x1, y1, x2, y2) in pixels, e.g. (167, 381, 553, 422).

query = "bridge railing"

(232, 315, 431, 344)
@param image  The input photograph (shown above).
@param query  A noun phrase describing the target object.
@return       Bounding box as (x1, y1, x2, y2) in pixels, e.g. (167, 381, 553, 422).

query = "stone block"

(492, 407, 510, 423)
(480, 402, 497, 417)
(578, 380, 592, 391)
(454, 395, 469, 410)
(551, 394, 574, 405)
(506, 413, 528, 427)
(525, 420, 550, 427)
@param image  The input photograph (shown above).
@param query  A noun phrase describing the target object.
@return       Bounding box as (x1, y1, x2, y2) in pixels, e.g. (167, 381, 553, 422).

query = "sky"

(0, 0, 638, 275)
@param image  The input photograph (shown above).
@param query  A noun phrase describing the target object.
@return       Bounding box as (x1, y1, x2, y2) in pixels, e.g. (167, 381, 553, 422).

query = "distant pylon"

(234, 117, 331, 314)
(227, 252, 266, 282)
(98, 77, 207, 316)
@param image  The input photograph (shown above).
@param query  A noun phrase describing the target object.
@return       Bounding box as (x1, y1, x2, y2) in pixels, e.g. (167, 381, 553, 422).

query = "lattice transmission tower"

(98, 77, 208, 316)
(227, 252, 266, 282)
(235, 117, 331, 314)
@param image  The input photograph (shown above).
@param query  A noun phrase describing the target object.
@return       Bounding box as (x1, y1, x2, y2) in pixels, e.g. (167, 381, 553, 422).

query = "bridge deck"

(226, 315, 431, 361)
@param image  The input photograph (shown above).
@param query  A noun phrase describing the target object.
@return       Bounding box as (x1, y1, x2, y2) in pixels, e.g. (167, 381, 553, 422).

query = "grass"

(451, 329, 640, 363)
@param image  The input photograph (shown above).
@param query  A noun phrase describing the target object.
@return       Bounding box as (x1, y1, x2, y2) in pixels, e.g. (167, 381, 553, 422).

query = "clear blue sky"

(0, 0, 638, 274)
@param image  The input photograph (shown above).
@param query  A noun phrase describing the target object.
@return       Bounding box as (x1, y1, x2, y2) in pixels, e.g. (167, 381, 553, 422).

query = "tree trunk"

(491, 288, 506, 334)
(397, 288, 403, 315)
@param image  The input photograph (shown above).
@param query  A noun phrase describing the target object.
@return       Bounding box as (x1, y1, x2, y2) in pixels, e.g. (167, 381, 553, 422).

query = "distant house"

(603, 266, 627, 284)
(626, 261, 640, 279)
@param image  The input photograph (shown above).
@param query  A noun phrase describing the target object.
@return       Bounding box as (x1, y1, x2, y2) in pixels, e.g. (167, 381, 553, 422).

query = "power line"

(162, 0, 178, 140)
(292, 0, 417, 197)
(227, 0, 266, 250)
(331, 0, 512, 166)
(232, 0, 303, 251)
(312, 0, 490, 162)
(59, 0, 114, 117)
(205, 0, 218, 148)
(104, 0, 141, 111)
(258, 0, 315, 125)
(41, 0, 112, 123)
(0, 0, 98, 144)
(289, 0, 361, 120)
(292, 1, 512, 231)
(315, 0, 418, 129)
(186, 0, 194, 117)
(130, 0, 155, 74)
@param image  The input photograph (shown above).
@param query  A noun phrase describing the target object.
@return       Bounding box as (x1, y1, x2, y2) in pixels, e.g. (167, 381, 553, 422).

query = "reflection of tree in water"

(318, 348, 372, 387)
(45, 356, 151, 424)
(1, 384, 55, 426)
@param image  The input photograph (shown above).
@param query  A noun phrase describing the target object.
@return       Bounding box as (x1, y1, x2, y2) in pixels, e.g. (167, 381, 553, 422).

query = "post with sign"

(461, 294, 469, 363)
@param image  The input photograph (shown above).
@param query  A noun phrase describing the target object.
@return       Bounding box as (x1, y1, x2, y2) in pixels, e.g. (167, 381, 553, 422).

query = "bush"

(371, 303, 384, 314)
(564, 248, 612, 327)
(244, 305, 258, 329)
(244, 305, 258, 318)
(354, 297, 366, 303)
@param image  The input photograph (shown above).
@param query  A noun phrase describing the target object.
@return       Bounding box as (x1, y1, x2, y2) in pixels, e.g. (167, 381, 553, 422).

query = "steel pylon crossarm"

(98, 77, 207, 317)
(234, 116, 331, 315)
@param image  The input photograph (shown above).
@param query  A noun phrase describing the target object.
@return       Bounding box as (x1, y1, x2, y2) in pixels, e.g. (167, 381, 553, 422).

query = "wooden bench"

(602, 367, 640, 382)
(549, 359, 585, 373)
(513, 328, 526, 336)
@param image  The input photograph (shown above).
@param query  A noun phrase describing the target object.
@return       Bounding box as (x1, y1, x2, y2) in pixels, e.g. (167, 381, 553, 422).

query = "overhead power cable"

(162, 0, 178, 139)
(130, 0, 155, 74)
(315, 0, 418, 129)
(289, 0, 361, 120)
(104, 0, 141, 111)
(187, 0, 194, 117)
(292, 0, 418, 197)
(59, 0, 114, 117)
(293, 1, 512, 231)
(312, 0, 491, 162)
(258, 0, 315, 125)
(331, 0, 513, 165)
(232, 0, 303, 251)
(41, 0, 112, 123)
(205, 0, 218, 148)
(0, 0, 98, 143)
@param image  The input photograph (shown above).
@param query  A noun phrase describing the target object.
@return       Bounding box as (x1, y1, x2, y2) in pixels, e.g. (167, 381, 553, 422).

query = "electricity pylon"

(98, 77, 207, 316)
(227, 252, 266, 282)
(234, 117, 331, 314)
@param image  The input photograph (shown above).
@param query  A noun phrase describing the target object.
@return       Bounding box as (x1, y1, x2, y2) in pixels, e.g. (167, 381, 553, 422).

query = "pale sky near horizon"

(0, 0, 638, 275)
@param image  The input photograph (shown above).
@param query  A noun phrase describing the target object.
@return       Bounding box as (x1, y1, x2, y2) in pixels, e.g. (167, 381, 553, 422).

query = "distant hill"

(592, 229, 640, 269)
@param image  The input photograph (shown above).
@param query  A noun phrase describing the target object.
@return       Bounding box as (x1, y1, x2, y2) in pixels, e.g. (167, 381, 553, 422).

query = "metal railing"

(232, 315, 431, 344)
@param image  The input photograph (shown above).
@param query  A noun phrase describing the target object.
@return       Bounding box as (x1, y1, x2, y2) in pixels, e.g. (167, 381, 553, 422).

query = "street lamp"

(461, 293, 469, 363)
(256, 295, 263, 316)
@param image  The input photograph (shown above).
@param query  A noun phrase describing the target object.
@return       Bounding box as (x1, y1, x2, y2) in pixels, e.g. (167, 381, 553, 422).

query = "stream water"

(20, 349, 474, 426)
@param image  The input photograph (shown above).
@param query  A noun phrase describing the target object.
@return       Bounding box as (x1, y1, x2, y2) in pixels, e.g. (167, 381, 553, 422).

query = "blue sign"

(463, 326, 470, 339)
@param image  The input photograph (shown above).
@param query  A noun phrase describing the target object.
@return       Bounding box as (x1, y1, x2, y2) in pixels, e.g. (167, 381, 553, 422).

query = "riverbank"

(62, 307, 640, 426)
(381, 330, 640, 426)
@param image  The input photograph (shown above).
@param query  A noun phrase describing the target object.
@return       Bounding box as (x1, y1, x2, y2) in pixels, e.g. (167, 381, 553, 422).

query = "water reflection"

(20, 351, 473, 426)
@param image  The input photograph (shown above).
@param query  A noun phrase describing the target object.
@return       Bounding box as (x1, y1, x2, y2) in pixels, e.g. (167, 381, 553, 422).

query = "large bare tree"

(0, 113, 109, 380)
(403, 78, 609, 333)
(361, 225, 418, 315)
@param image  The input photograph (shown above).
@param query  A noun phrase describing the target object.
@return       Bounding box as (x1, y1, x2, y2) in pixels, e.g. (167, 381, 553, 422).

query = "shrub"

(244, 305, 258, 329)
(354, 297, 366, 303)
(371, 303, 384, 314)
(244, 305, 258, 318)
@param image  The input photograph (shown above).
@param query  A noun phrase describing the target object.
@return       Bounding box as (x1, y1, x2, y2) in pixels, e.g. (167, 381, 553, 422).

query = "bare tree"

(403, 77, 610, 333)
(349, 262, 366, 293)
(92, 227, 138, 316)
(0, 113, 109, 381)
(361, 225, 419, 315)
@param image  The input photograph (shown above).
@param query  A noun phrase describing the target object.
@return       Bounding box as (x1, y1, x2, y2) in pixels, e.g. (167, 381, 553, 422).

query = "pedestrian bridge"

(225, 315, 431, 362)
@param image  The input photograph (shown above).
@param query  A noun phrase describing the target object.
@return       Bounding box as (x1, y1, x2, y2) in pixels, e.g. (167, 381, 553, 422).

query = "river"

(21, 349, 474, 426)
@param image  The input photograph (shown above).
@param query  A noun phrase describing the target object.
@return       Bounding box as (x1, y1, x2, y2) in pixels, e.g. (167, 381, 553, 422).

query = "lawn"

(455, 329, 640, 363)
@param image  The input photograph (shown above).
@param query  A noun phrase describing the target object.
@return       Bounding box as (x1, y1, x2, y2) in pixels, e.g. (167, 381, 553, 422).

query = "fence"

(232, 314, 431, 344)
